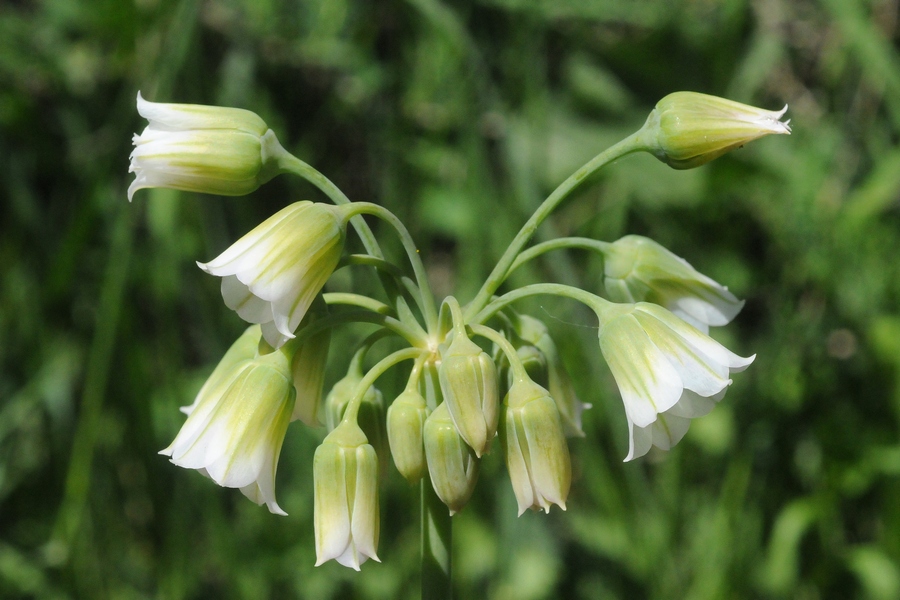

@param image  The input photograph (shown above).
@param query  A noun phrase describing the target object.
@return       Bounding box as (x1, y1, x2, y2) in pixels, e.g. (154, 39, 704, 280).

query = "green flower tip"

(643, 91, 791, 170)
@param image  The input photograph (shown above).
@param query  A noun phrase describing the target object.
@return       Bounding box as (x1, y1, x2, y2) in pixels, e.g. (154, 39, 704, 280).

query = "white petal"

(599, 313, 684, 427)
(625, 416, 653, 462)
(649, 412, 691, 451)
(219, 275, 274, 324)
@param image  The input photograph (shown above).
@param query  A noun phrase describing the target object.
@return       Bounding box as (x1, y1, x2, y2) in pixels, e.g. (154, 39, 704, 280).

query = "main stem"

(421, 478, 452, 600)
(463, 132, 647, 321)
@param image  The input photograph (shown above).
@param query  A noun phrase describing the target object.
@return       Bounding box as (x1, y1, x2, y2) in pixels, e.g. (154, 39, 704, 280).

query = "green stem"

(508, 237, 612, 276)
(275, 152, 383, 259)
(469, 324, 528, 383)
(285, 309, 427, 350)
(421, 478, 452, 600)
(464, 132, 647, 320)
(339, 254, 429, 323)
(471, 283, 603, 326)
(342, 203, 439, 334)
(342, 347, 424, 423)
(322, 292, 392, 315)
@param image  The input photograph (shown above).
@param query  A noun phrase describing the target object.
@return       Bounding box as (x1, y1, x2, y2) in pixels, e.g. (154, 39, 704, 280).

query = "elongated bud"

(424, 403, 480, 515)
(291, 326, 331, 426)
(129, 92, 285, 200)
(314, 422, 380, 570)
(438, 332, 499, 457)
(516, 315, 590, 437)
(501, 379, 571, 515)
(387, 390, 429, 483)
(642, 91, 791, 170)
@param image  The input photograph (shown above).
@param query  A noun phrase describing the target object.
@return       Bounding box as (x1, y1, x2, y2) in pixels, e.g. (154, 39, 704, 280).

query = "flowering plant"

(130, 90, 789, 597)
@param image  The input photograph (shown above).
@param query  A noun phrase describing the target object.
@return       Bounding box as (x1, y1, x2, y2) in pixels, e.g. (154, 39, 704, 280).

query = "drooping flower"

(501, 378, 571, 515)
(386, 389, 429, 484)
(424, 402, 480, 515)
(197, 201, 347, 349)
(438, 329, 499, 457)
(160, 333, 296, 515)
(602, 235, 744, 333)
(594, 300, 754, 461)
(642, 91, 791, 169)
(314, 421, 380, 570)
(128, 92, 283, 200)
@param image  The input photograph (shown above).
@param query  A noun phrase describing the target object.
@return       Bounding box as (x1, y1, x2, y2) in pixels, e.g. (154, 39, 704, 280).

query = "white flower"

(128, 92, 281, 200)
(198, 201, 347, 349)
(314, 422, 380, 570)
(595, 301, 754, 461)
(603, 235, 745, 333)
(160, 336, 296, 515)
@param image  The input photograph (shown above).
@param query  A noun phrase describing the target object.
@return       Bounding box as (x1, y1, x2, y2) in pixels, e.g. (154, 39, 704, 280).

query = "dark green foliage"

(2, 0, 899, 597)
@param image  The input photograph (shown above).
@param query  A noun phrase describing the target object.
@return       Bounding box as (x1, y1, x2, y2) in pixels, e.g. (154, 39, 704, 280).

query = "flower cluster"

(133, 91, 788, 570)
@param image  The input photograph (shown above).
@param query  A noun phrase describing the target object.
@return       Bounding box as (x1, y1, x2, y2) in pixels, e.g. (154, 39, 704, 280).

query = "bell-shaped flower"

(314, 421, 380, 570)
(197, 201, 347, 349)
(501, 378, 571, 515)
(160, 338, 296, 515)
(387, 389, 429, 484)
(594, 301, 754, 461)
(602, 235, 745, 333)
(128, 92, 283, 200)
(438, 330, 499, 457)
(515, 314, 591, 437)
(642, 91, 791, 169)
(423, 403, 480, 515)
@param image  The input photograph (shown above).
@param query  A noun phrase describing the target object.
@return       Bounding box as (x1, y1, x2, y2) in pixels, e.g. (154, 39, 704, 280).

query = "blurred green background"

(3, 0, 900, 597)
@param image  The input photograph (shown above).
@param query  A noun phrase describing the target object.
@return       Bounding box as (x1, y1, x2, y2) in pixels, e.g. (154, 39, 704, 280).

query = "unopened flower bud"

(642, 91, 791, 170)
(438, 332, 499, 457)
(314, 422, 380, 570)
(501, 379, 571, 515)
(387, 390, 429, 483)
(516, 315, 590, 437)
(129, 92, 284, 200)
(424, 403, 480, 515)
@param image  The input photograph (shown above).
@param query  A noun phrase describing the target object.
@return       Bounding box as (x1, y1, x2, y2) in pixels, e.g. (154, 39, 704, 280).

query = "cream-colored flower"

(594, 301, 753, 461)
(160, 337, 295, 515)
(314, 422, 380, 570)
(603, 235, 744, 333)
(642, 91, 791, 169)
(129, 92, 281, 200)
(197, 201, 347, 349)
(501, 379, 571, 515)
(423, 402, 480, 515)
(438, 330, 499, 457)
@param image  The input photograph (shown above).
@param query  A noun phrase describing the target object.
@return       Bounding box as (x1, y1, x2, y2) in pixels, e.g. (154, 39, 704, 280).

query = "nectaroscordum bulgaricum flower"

(160, 327, 295, 515)
(602, 235, 745, 334)
(314, 421, 380, 570)
(438, 328, 499, 457)
(642, 91, 791, 169)
(197, 201, 348, 349)
(593, 300, 754, 461)
(128, 92, 282, 200)
(501, 378, 571, 515)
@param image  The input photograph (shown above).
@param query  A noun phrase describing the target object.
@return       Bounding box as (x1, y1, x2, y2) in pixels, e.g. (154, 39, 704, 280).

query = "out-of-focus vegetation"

(2, 0, 900, 598)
